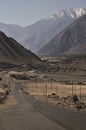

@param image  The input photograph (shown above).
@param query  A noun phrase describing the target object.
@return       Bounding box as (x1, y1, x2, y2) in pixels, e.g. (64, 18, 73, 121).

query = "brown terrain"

(3, 55, 86, 111)
(0, 54, 85, 130)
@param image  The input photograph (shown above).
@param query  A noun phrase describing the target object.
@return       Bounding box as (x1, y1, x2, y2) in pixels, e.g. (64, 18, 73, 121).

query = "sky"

(0, 0, 86, 26)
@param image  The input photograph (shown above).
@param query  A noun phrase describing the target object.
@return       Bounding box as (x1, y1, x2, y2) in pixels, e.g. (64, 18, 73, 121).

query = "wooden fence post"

(45, 84, 48, 101)
(80, 82, 81, 99)
(72, 80, 74, 96)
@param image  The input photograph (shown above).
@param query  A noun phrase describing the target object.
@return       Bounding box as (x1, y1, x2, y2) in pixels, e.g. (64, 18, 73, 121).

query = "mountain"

(0, 31, 40, 66)
(37, 14, 86, 56)
(0, 23, 25, 40)
(0, 8, 86, 52)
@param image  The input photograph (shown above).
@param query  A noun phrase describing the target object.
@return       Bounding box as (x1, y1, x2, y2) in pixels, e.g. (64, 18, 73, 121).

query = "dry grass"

(23, 82, 86, 96)
(22, 81, 86, 104)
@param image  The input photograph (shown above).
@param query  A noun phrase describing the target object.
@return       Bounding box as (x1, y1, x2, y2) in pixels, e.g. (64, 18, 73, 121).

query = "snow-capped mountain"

(22, 8, 86, 52)
(38, 14, 86, 56)
(0, 8, 86, 52)
(46, 8, 86, 20)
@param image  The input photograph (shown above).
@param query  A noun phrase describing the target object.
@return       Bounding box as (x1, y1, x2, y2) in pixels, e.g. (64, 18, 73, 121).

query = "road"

(0, 78, 86, 130)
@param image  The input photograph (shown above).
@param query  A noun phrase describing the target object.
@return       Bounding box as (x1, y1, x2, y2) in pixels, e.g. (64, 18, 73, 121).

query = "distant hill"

(0, 31, 40, 66)
(0, 8, 86, 52)
(38, 14, 86, 56)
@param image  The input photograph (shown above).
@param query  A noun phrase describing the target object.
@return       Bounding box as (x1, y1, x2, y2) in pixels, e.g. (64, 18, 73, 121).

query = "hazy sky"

(0, 0, 86, 26)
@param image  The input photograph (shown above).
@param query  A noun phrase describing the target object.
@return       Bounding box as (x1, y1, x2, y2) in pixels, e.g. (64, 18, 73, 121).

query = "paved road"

(0, 80, 65, 130)
(0, 79, 86, 130)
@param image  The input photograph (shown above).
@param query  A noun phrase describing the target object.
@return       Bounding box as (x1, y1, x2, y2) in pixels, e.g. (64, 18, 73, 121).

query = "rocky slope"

(0, 31, 40, 66)
(38, 14, 86, 56)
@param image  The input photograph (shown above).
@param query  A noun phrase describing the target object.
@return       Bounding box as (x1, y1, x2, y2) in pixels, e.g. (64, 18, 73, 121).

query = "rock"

(76, 102, 86, 110)
(48, 95, 51, 98)
(51, 93, 56, 96)
(73, 95, 79, 102)
(6, 90, 9, 95)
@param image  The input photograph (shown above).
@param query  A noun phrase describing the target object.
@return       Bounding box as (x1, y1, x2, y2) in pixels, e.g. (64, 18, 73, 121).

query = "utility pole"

(80, 82, 82, 99)
(45, 84, 48, 102)
(75, 81, 76, 95)
(72, 80, 74, 96)
(51, 78, 53, 90)
(56, 86, 57, 97)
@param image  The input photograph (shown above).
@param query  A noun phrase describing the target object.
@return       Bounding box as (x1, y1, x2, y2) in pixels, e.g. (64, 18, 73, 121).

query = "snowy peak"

(71, 8, 86, 18)
(46, 8, 86, 20)
(0, 7, 86, 53)
(62, 8, 86, 18)
(38, 14, 86, 56)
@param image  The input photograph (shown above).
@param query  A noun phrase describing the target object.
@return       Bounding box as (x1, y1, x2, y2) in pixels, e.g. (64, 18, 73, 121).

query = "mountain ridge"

(0, 8, 86, 52)
(0, 31, 40, 66)
(37, 14, 86, 56)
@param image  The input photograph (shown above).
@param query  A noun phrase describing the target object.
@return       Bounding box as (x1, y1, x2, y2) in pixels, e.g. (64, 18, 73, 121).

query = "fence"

(23, 80, 86, 102)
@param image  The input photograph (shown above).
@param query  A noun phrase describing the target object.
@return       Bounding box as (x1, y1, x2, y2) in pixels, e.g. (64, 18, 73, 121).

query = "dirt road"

(0, 78, 86, 130)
